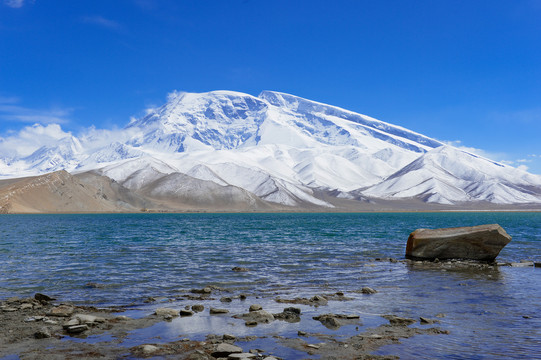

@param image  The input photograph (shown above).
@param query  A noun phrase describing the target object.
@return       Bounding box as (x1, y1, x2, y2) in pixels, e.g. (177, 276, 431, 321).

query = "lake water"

(1, 212, 540, 359)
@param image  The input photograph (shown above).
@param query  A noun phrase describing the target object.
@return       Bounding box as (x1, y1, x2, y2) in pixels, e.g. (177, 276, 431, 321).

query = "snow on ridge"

(1, 90, 540, 206)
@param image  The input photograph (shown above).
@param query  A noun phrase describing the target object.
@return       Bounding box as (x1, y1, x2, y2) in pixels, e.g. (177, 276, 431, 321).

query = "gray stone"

(155, 308, 180, 317)
(212, 343, 243, 357)
(313, 314, 342, 329)
(249, 304, 262, 312)
(141, 344, 159, 354)
(47, 304, 74, 317)
(34, 327, 52, 339)
(420, 317, 440, 324)
(34, 293, 55, 302)
(223, 333, 236, 340)
(220, 297, 233, 303)
(63, 318, 80, 329)
(192, 304, 205, 312)
(228, 353, 256, 359)
(210, 308, 229, 314)
(383, 314, 416, 326)
(180, 309, 194, 316)
(235, 310, 274, 324)
(360, 287, 377, 294)
(75, 313, 105, 324)
(406, 224, 511, 261)
(66, 324, 89, 334)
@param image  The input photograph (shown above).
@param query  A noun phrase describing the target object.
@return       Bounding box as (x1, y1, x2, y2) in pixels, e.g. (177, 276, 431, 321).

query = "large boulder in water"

(406, 224, 511, 261)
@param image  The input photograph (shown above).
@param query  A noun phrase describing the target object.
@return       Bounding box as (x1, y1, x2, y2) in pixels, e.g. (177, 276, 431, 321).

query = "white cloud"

(517, 165, 529, 172)
(81, 16, 123, 31)
(0, 124, 72, 158)
(3, 0, 25, 8)
(0, 97, 72, 124)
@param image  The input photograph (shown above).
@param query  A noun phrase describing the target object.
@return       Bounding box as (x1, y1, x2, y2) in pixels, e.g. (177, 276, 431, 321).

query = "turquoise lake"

(1, 212, 540, 359)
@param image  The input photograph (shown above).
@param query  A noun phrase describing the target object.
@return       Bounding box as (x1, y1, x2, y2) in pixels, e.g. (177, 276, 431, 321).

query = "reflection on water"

(0, 212, 539, 359)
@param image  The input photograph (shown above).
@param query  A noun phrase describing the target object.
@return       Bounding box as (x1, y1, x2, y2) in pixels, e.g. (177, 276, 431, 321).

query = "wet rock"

(66, 324, 89, 334)
(239, 294, 247, 300)
(75, 313, 105, 324)
(235, 310, 275, 324)
(179, 309, 193, 317)
(47, 304, 74, 317)
(232, 266, 249, 272)
(221, 297, 233, 303)
(360, 287, 377, 294)
(534, 262, 541, 268)
(85, 282, 106, 289)
(63, 318, 80, 329)
(310, 295, 328, 306)
(34, 293, 55, 302)
(141, 344, 159, 354)
(249, 304, 262, 312)
(34, 327, 52, 339)
(210, 307, 229, 314)
(192, 287, 212, 294)
(313, 314, 342, 329)
(192, 304, 205, 312)
(420, 317, 440, 324)
(223, 333, 236, 341)
(511, 261, 534, 267)
(298, 330, 307, 336)
(155, 308, 180, 318)
(275, 295, 328, 307)
(273, 307, 301, 323)
(212, 343, 243, 357)
(228, 353, 256, 359)
(245, 320, 257, 326)
(436, 313, 446, 318)
(406, 224, 511, 261)
(383, 315, 416, 326)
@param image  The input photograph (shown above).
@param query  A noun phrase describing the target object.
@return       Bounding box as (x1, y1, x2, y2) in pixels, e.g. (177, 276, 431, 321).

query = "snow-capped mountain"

(1, 90, 540, 209)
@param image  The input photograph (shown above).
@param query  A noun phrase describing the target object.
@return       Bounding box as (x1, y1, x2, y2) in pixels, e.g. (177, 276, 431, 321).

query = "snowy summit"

(1, 90, 541, 211)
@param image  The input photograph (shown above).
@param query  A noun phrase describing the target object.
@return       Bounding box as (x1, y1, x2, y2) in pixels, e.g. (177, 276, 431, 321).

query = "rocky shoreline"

(1, 258, 538, 360)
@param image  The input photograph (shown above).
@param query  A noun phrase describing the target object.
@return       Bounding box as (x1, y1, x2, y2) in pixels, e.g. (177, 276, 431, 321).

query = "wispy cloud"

(488, 107, 541, 125)
(0, 97, 72, 124)
(3, 0, 25, 8)
(81, 15, 124, 32)
(0, 124, 72, 158)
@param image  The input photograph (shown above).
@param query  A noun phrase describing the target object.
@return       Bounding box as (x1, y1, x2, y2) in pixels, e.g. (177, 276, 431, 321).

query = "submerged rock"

(406, 224, 511, 261)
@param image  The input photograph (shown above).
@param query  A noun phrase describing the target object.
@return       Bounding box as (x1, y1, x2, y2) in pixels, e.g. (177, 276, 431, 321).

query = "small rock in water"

(249, 304, 262, 312)
(192, 304, 204, 312)
(141, 344, 159, 354)
(85, 282, 106, 289)
(221, 296, 233, 303)
(191, 287, 212, 294)
(420, 317, 440, 324)
(155, 308, 180, 318)
(34, 293, 56, 302)
(228, 353, 256, 359)
(360, 287, 377, 294)
(232, 266, 250, 272)
(210, 308, 229, 314)
(436, 313, 446, 318)
(66, 324, 89, 334)
(298, 330, 307, 336)
(382, 314, 416, 326)
(212, 343, 243, 357)
(180, 309, 194, 316)
(223, 333, 236, 340)
(239, 294, 247, 300)
(534, 262, 541, 268)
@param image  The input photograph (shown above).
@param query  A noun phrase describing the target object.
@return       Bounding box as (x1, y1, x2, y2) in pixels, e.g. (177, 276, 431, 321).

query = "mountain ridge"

(1, 90, 540, 212)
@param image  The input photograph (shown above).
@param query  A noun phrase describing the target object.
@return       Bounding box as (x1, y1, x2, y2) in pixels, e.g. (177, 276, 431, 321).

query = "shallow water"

(1, 212, 540, 359)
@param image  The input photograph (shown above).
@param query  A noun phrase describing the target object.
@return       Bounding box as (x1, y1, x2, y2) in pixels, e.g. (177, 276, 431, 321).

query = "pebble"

(34, 293, 55, 302)
(360, 287, 377, 294)
(228, 353, 256, 359)
(249, 304, 262, 312)
(66, 324, 89, 334)
(221, 297, 233, 303)
(141, 344, 159, 354)
(307, 344, 320, 349)
(210, 308, 229, 314)
(223, 333, 236, 340)
(155, 308, 180, 317)
(47, 305, 74, 317)
(298, 330, 307, 336)
(34, 327, 52, 339)
(212, 343, 243, 357)
(192, 304, 204, 312)
(180, 309, 194, 316)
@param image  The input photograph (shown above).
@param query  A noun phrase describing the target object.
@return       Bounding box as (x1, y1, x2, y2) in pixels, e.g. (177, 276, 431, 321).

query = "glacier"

(1, 90, 540, 208)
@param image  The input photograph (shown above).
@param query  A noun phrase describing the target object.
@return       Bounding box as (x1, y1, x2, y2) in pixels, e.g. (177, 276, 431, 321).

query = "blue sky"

(1, 0, 541, 173)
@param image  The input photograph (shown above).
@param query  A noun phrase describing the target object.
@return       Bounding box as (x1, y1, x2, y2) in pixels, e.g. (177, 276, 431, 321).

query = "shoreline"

(2, 259, 538, 359)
